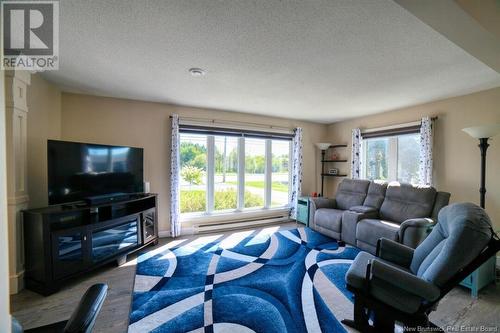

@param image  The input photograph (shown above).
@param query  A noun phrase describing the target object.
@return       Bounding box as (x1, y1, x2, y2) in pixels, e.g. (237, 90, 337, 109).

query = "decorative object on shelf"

(329, 168, 339, 175)
(462, 124, 500, 208)
(316, 143, 348, 196)
(460, 123, 500, 297)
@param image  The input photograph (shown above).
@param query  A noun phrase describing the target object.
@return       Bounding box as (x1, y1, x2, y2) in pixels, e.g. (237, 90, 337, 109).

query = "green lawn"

(226, 181, 288, 192)
(180, 189, 264, 213)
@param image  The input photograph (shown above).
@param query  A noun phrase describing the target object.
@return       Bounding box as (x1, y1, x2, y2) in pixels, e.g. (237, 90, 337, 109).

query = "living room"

(0, 1, 499, 332)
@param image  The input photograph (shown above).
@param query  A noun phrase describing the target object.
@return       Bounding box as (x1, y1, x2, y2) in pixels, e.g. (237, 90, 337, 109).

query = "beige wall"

(27, 75, 62, 208)
(60, 93, 327, 232)
(325, 87, 500, 229)
(24, 75, 500, 232)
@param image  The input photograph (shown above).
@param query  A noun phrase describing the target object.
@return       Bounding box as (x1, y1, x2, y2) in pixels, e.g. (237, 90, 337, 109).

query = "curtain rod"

(169, 115, 293, 132)
(362, 116, 438, 134)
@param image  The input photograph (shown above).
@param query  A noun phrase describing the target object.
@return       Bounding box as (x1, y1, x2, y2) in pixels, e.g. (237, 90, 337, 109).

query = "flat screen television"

(48, 140, 144, 205)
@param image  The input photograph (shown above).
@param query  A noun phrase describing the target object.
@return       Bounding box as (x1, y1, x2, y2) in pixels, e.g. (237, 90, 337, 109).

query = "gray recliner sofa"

(309, 179, 450, 253)
(342, 202, 497, 331)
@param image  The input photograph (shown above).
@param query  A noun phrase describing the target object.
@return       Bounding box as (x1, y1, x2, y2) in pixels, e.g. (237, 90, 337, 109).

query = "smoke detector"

(189, 68, 206, 77)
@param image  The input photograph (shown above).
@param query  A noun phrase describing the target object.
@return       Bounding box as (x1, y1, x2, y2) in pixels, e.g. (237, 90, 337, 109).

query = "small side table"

(296, 196, 311, 226)
(460, 256, 497, 298)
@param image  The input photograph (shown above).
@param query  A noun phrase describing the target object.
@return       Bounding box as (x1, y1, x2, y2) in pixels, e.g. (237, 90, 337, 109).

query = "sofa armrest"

(349, 205, 379, 214)
(376, 238, 414, 269)
(309, 198, 336, 227)
(399, 218, 435, 249)
(341, 209, 379, 245)
(369, 259, 440, 302)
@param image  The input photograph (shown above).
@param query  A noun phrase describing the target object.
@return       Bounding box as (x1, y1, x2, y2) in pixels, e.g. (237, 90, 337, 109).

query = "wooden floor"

(11, 222, 500, 332)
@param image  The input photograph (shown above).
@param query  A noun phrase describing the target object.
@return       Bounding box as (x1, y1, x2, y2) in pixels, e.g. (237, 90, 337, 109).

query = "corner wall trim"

(9, 270, 24, 294)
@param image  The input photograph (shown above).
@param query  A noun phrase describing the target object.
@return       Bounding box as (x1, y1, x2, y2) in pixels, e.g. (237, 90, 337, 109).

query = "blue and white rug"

(129, 227, 360, 333)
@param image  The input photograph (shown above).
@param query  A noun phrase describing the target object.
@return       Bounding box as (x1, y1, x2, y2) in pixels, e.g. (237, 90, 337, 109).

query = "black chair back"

(63, 283, 108, 333)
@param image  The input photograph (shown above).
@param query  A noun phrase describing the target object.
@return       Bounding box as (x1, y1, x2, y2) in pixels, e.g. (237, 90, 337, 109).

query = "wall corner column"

(5, 70, 30, 294)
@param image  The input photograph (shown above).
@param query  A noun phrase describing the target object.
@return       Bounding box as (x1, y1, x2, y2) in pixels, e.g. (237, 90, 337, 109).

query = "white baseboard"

(158, 227, 196, 238)
(158, 230, 171, 238)
(9, 270, 24, 294)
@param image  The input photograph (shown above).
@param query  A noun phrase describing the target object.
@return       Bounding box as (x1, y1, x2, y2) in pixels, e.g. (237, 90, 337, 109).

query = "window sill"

(180, 206, 291, 224)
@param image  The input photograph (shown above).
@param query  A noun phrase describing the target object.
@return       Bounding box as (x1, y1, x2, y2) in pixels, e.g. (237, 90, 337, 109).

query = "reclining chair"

(342, 202, 500, 332)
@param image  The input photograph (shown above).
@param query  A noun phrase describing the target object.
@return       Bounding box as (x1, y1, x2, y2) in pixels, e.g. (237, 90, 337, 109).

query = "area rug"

(129, 227, 360, 333)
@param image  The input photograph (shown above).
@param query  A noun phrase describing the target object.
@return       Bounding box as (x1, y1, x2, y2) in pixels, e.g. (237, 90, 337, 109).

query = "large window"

(362, 133, 420, 184)
(180, 133, 291, 215)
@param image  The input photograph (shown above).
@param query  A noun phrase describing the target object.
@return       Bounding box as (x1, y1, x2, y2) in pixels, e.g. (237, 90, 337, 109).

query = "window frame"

(361, 132, 420, 184)
(179, 132, 292, 220)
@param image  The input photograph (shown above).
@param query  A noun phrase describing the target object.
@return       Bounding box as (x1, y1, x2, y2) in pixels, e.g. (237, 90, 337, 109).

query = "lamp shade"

(315, 143, 331, 150)
(462, 124, 500, 139)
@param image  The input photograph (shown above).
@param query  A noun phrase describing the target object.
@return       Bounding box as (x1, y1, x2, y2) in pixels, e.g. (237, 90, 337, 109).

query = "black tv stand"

(23, 193, 158, 295)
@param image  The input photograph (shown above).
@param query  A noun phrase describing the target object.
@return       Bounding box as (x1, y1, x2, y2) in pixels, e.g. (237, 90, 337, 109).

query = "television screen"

(48, 140, 144, 205)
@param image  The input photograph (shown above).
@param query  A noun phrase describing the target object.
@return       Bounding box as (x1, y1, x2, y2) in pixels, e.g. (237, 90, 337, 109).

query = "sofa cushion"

(363, 181, 388, 209)
(315, 208, 343, 233)
(357, 219, 400, 246)
(379, 182, 437, 223)
(336, 179, 370, 210)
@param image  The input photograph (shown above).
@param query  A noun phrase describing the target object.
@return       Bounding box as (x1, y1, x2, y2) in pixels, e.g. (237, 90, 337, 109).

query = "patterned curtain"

(170, 114, 181, 237)
(351, 128, 362, 179)
(419, 117, 433, 186)
(289, 127, 303, 219)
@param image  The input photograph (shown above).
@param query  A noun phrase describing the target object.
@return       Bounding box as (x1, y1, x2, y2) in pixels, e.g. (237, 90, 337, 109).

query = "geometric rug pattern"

(129, 227, 360, 333)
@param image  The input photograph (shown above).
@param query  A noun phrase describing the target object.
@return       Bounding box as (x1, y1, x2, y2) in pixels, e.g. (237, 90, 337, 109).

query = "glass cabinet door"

(91, 217, 139, 262)
(142, 209, 156, 243)
(52, 230, 88, 279)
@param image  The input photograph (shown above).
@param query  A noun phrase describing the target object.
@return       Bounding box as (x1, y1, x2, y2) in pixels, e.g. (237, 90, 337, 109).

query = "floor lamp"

(462, 124, 500, 209)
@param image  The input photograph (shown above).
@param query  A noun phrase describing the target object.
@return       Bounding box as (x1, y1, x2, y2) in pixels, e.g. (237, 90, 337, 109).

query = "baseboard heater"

(193, 214, 291, 234)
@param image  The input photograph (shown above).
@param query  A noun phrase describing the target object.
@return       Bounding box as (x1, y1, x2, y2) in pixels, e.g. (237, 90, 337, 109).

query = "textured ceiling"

(42, 0, 500, 123)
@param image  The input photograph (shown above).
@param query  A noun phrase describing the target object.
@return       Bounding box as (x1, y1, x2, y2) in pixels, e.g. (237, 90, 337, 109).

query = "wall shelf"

(319, 144, 348, 196)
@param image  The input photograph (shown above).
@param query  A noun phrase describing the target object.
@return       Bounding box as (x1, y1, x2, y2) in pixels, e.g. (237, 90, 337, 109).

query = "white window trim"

(180, 133, 291, 220)
(180, 206, 290, 224)
(206, 136, 215, 213)
(237, 136, 245, 211)
(264, 139, 272, 209)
